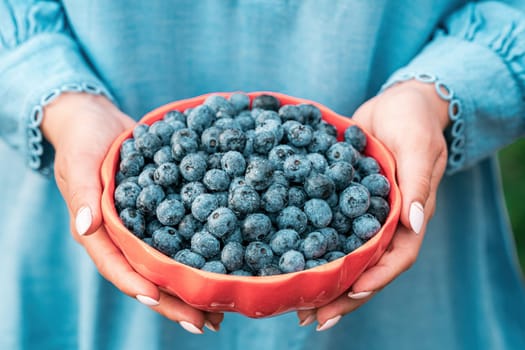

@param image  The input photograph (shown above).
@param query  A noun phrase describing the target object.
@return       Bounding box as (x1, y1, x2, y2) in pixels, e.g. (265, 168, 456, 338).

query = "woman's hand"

(297, 80, 450, 331)
(41, 93, 223, 333)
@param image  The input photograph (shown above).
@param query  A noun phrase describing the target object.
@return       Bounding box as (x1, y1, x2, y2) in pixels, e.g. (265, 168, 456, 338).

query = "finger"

(314, 292, 375, 331)
(150, 291, 208, 334)
(297, 309, 317, 327)
(204, 312, 225, 332)
(80, 227, 160, 304)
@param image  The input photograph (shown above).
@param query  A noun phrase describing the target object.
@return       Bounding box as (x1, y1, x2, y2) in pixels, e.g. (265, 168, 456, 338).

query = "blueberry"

(253, 129, 276, 154)
(344, 234, 364, 254)
(187, 104, 216, 134)
(215, 117, 243, 130)
(297, 103, 322, 125)
(156, 198, 185, 226)
(305, 258, 328, 269)
(261, 183, 288, 213)
(230, 269, 253, 276)
(207, 207, 238, 238)
(179, 153, 207, 182)
(287, 186, 307, 208)
(286, 123, 313, 147)
(352, 213, 381, 240)
(268, 145, 296, 171)
(149, 120, 174, 145)
(229, 176, 247, 191)
(241, 213, 272, 242)
(206, 152, 223, 169)
(304, 173, 335, 199)
(173, 249, 206, 269)
(368, 196, 390, 224)
(257, 118, 283, 143)
(356, 156, 381, 178)
(200, 126, 222, 153)
(326, 142, 359, 165)
(315, 121, 337, 137)
(361, 173, 390, 198)
(307, 130, 337, 154)
(191, 193, 219, 222)
(177, 214, 202, 239)
(283, 155, 312, 183)
(214, 191, 229, 207)
(270, 229, 300, 255)
(191, 230, 221, 259)
(339, 182, 370, 218)
(145, 219, 163, 237)
(220, 151, 246, 177)
(323, 250, 346, 262)
(120, 138, 137, 159)
(245, 158, 274, 191)
(306, 153, 328, 173)
(136, 184, 165, 215)
(114, 181, 142, 210)
(222, 227, 243, 244)
(325, 161, 354, 191)
(344, 125, 367, 153)
(171, 128, 199, 161)
(201, 260, 227, 274)
(219, 128, 246, 152)
(331, 209, 353, 234)
(133, 123, 149, 139)
(119, 208, 146, 238)
(229, 93, 250, 113)
(152, 226, 183, 256)
(278, 104, 303, 123)
(235, 110, 256, 131)
(304, 199, 333, 228)
(302, 231, 328, 259)
(153, 162, 179, 187)
(319, 227, 340, 251)
(163, 109, 186, 124)
(245, 241, 274, 271)
(228, 184, 260, 215)
(326, 191, 339, 209)
(252, 94, 280, 111)
(279, 250, 305, 273)
(204, 94, 235, 118)
(120, 152, 145, 177)
(135, 132, 162, 158)
(153, 145, 175, 165)
(221, 241, 245, 271)
(203, 169, 230, 192)
(180, 181, 206, 209)
(276, 206, 308, 234)
(271, 170, 289, 187)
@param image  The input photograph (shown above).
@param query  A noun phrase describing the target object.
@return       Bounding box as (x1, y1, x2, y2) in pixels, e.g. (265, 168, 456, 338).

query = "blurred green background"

(499, 138, 525, 274)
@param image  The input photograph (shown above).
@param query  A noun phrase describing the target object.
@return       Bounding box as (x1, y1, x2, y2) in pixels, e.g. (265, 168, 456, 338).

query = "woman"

(0, 1, 524, 349)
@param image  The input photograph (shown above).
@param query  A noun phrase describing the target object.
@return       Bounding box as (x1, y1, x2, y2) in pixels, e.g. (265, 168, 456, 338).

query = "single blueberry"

(323, 251, 346, 262)
(201, 260, 227, 274)
(339, 182, 370, 218)
(288, 186, 307, 208)
(207, 207, 238, 238)
(304, 173, 335, 199)
(228, 184, 260, 215)
(136, 184, 165, 215)
(361, 173, 391, 198)
(297, 103, 322, 125)
(331, 209, 353, 234)
(132, 123, 149, 139)
(307, 130, 337, 154)
(241, 213, 272, 242)
(163, 109, 186, 124)
(229, 93, 250, 113)
(344, 234, 364, 254)
(286, 123, 313, 147)
(252, 94, 280, 111)
(305, 258, 328, 269)
(149, 120, 174, 145)
(173, 249, 206, 269)
(325, 161, 354, 191)
(235, 110, 256, 131)
(191, 193, 219, 222)
(135, 132, 162, 159)
(145, 219, 163, 237)
(356, 156, 381, 178)
(244, 241, 274, 271)
(276, 206, 308, 234)
(245, 158, 274, 191)
(119, 152, 145, 177)
(114, 181, 142, 210)
(318, 227, 340, 251)
(261, 183, 288, 213)
(230, 269, 253, 276)
(257, 264, 283, 276)
(187, 104, 216, 134)
(200, 126, 222, 154)
(221, 241, 245, 271)
(206, 152, 224, 169)
(156, 198, 185, 226)
(352, 213, 381, 240)
(152, 226, 183, 256)
(170, 128, 199, 161)
(302, 231, 328, 259)
(179, 153, 207, 182)
(270, 229, 300, 255)
(220, 151, 246, 177)
(344, 125, 367, 153)
(180, 181, 206, 209)
(283, 155, 312, 183)
(253, 129, 276, 154)
(304, 199, 333, 228)
(191, 230, 221, 259)
(278, 104, 304, 123)
(268, 144, 297, 171)
(120, 138, 137, 159)
(119, 208, 146, 238)
(153, 145, 175, 165)
(177, 214, 203, 240)
(315, 121, 337, 137)
(279, 250, 305, 273)
(203, 169, 230, 192)
(326, 142, 359, 166)
(153, 162, 180, 187)
(306, 153, 328, 173)
(368, 196, 390, 224)
(219, 128, 246, 152)
(204, 94, 235, 118)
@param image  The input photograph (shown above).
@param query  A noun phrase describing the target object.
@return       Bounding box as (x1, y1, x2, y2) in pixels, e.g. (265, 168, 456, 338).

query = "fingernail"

(179, 321, 204, 334)
(75, 206, 92, 236)
(204, 320, 219, 332)
(409, 202, 424, 234)
(136, 295, 160, 306)
(299, 314, 316, 327)
(347, 291, 373, 299)
(316, 315, 342, 332)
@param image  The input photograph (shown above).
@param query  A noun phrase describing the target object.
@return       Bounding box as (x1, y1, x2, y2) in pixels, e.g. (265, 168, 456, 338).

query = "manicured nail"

(179, 321, 204, 334)
(347, 291, 373, 299)
(136, 295, 160, 306)
(204, 320, 219, 332)
(316, 315, 342, 332)
(75, 206, 92, 236)
(409, 202, 424, 234)
(299, 314, 316, 327)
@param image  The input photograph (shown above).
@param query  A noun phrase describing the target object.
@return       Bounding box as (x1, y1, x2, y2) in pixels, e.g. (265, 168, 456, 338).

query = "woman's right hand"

(41, 92, 223, 333)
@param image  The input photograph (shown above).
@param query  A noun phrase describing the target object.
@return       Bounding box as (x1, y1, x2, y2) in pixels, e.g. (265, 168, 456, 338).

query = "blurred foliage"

(498, 138, 525, 273)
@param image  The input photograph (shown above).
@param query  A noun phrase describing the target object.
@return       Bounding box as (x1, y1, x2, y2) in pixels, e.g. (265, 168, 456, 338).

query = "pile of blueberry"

(114, 93, 390, 276)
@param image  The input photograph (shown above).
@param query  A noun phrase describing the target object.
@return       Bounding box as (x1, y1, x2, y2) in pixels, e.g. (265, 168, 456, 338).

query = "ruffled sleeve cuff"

(382, 2, 525, 175)
(0, 33, 112, 175)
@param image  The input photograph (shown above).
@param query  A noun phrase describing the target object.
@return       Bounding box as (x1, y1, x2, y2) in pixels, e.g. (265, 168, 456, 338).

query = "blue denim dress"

(1, 1, 524, 349)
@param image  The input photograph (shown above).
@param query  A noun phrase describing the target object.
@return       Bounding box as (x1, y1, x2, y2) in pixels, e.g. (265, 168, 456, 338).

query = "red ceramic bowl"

(101, 92, 401, 318)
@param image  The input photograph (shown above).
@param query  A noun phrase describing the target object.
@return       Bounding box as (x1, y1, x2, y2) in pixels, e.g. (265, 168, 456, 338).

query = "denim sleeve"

(382, 1, 525, 174)
(0, 1, 111, 175)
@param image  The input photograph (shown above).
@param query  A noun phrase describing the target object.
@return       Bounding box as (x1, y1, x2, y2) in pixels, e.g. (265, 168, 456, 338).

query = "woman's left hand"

(296, 80, 450, 331)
